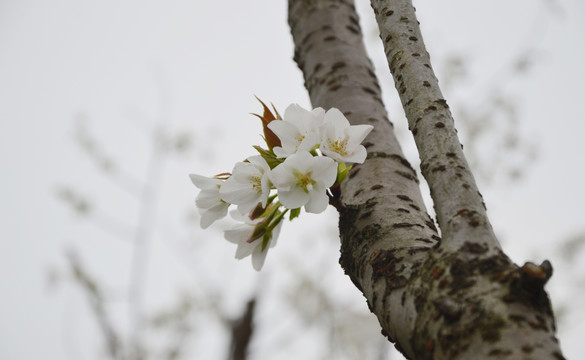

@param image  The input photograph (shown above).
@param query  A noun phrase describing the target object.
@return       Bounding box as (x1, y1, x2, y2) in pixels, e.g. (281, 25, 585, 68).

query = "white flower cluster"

(189, 102, 373, 270)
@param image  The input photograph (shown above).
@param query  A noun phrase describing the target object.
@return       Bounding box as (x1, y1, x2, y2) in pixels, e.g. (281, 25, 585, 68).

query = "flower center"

(295, 171, 316, 193)
(250, 175, 262, 193)
(328, 138, 348, 156)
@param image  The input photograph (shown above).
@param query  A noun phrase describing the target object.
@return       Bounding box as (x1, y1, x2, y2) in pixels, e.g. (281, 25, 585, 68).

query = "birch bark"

(288, 0, 564, 359)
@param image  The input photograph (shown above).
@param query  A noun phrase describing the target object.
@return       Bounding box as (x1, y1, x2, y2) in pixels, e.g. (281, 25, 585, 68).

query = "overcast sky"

(1, 0, 584, 359)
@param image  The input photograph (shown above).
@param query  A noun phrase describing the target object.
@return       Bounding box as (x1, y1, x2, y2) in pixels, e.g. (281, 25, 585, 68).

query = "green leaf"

(289, 207, 301, 221)
(253, 145, 283, 169)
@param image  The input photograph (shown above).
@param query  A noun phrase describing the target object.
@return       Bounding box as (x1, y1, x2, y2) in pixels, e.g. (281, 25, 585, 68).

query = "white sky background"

(1, 0, 584, 359)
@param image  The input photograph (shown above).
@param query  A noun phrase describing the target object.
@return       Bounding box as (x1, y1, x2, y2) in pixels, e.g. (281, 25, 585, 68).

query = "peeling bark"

(288, 0, 564, 359)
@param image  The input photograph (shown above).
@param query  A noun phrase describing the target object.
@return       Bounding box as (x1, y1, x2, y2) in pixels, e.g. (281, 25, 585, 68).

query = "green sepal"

(289, 207, 301, 221)
(336, 163, 352, 184)
(248, 223, 267, 243)
(261, 232, 271, 251)
(253, 145, 283, 169)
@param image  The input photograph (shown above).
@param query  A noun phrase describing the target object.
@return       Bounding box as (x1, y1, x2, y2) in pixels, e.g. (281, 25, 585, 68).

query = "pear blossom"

(270, 151, 337, 214)
(220, 156, 272, 215)
(319, 108, 374, 164)
(224, 212, 282, 271)
(268, 104, 326, 158)
(189, 174, 229, 229)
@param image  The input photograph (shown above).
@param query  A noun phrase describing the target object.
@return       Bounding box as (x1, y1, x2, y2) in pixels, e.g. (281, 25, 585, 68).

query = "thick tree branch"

(289, 0, 564, 359)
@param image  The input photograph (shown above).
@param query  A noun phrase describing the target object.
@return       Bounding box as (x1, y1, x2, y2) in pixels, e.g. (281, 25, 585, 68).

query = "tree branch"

(370, 0, 494, 251)
(289, 0, 565, 359)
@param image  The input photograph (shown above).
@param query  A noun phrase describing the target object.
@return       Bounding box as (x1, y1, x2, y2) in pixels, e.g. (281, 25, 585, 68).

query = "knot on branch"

(520, 260, 553, 288)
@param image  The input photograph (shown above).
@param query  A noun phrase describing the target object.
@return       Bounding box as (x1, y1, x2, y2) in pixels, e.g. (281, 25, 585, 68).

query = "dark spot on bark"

(323, 35, 336, 41)
(392, 222, 417, 229)
(552, 351, 567, 360)
(409, 36, 418, 41)
(405, 99, 413, 105)
(348, 167, 360, 179)
(385, 34, 392, 43)
(300, 33, 312, 46)
(408, 204, 420, 211)
(359, 210, 373, 219)
(431, 165, 446, 172)
(424, 63, 431, 69)
(371, 184, 383, 190)
(412, 128, 418, 135)
(439, 279, 448, 289)
(435, 122, 445, 128)
(509, 314, 527, 324)
(400, 16, 408, 22)
(522, 345, 534, 353)
(446, 152, 456, 157)
(346, 25, 360, 35)
(481, 316, 506, 343)
(369, 249, 408, 290)
(389, 154, 416, 173)
(397, 208, 410, 214)
(425, 220, 437, 231)
(395, 170, 418, 182)
(430, 266, 444, 279)
(416, 237, 433, 244)
(433, 298, 462, 322)
(462, 183, 471, 190)
(329, 84, 342, 91)
(362, 142, 374, 148)
(362, 87, 377, 95)
(431, 234, 441, 241)
(488, 349, 513, 356)
(425, 105, 437, 112)
(423, 80, 430, 87)
(361, 199, 375, 210)
(434, 98, 449, 108)
(331, 61, 346, 70)
(412, 52, 421, 57)
(353, 189, 362, 197)
(397, 195, 412, 202)
(386, 10, 394, 16)
(461, 242, 488, 254)
(399, 63, 406, 69)
(314, 63, 322, 72)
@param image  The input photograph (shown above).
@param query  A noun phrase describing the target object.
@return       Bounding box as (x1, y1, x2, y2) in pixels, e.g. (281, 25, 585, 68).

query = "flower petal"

(278, 187, 309, 209)
(304, 191, 329, 214)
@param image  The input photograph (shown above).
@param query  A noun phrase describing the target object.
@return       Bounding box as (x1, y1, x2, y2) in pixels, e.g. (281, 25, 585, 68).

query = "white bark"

(288, 0, 564, 359)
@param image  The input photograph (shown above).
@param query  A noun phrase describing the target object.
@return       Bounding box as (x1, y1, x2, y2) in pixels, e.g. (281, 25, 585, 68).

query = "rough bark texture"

(289, 0, 565, 359)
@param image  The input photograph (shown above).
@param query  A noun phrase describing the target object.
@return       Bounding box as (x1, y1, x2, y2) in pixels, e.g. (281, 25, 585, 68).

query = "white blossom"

(224, 212, 282, 271)
(268, 104, 325, 158)
(219, 156, 272, 215)
(270, 151, 337, 214)
(319, 108, 374, 164)
(189, 174, 229, 228)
